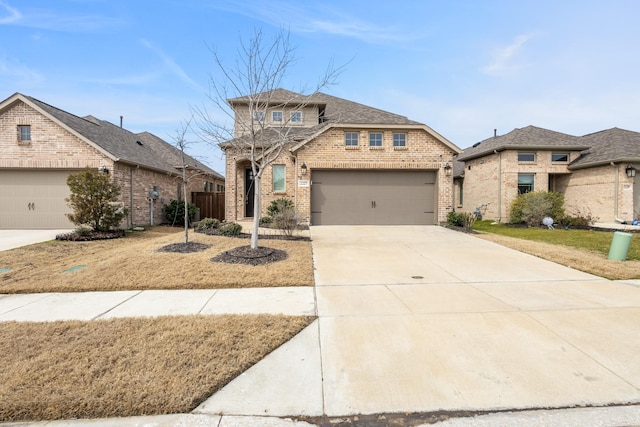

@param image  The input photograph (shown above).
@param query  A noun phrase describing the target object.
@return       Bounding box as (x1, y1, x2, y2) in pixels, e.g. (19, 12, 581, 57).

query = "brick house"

(222, 89, 461, 225)
(454, 125, 640, 223)
(0, 93, 225, 229)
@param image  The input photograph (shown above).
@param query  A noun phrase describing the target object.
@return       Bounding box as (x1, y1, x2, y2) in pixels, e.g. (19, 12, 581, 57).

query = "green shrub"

(197, 217, 220, 230)
(509, 191, 565, 226)
(74, 226, 92, 236)
(266, 198, 294, 217)
(164, 199, 197, 226)
(259, 216, 273, 225)
(218, 222, 243, 236)
(560, 207, 599, 229)
(66, 168, 127, 231)
(447, 211, 465, 227)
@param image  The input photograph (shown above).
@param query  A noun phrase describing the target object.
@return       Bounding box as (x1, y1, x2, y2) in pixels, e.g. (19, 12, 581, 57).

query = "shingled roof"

(224, 89, 460, 155)
(228, 89, 422, 126)
(569, 128, 640, 170)
(456, 125, 589, 162)
(7, 93, 222, 179)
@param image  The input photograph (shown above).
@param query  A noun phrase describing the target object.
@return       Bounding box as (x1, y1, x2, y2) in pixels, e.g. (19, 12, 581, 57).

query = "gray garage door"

(0, 170, 75, 229)
(310, 170, 436, 225)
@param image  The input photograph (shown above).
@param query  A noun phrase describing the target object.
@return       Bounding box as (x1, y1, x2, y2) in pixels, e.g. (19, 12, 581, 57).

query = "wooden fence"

(191, 192, 225, 221)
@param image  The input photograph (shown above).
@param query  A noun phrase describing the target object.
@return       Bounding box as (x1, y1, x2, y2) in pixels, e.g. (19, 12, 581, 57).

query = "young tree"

(172, 119, 199, 244)
(66, 168, 127, 231)
(196, 28, 341, 249)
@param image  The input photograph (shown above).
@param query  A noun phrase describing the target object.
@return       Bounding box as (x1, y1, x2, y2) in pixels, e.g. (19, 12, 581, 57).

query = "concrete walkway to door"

(198, 225, 640, 420)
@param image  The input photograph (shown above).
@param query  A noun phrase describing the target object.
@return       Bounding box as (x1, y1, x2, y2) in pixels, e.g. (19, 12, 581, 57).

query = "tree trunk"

(183, 181, 189, 244)
(251, 174, 261, 249)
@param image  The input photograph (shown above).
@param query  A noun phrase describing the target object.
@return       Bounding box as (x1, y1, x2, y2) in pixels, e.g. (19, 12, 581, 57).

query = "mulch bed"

(157, 242, 211, 253)
(195, 229, 310, 241)
(212, 245, 288, 266)
(56, 230, 125, 241)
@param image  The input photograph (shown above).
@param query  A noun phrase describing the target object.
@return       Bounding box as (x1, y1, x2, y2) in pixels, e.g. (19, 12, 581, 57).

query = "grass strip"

(0, 314, 315, 422)
(0, 227, 314, 294)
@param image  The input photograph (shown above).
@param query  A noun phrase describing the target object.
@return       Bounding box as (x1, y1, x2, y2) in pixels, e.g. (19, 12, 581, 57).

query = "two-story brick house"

(0, 93, 225, 229)
(222, 89, 461, 225)
(454, 125, 640, 223)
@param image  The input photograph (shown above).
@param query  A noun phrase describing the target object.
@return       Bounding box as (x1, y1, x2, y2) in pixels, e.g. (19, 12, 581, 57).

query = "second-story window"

(369, 132, 383, 147)
(393, 133, 406, 147)
(518, 152, 535, 162)
(552, 153, 569, 162)
(290, 111, 302, 123)
(18, 125, 31, 142)
(253, 111, 265, 122)
(345, 132, 359, 146)
(272, 111, 283, 123)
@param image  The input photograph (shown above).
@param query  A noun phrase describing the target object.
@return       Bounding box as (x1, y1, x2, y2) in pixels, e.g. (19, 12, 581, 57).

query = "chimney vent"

(494, 129, 497, 138)
(120, 116, 123, 128)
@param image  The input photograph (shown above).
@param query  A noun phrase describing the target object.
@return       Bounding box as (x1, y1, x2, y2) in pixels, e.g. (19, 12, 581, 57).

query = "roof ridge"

(25, 95, 99, 127)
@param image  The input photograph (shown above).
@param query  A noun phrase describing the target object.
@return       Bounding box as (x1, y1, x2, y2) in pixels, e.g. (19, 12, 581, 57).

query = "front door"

(245, 168, 255, 217)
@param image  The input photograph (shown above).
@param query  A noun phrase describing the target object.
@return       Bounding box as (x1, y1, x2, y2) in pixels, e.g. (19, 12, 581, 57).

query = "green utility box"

(608, 231, 633, 261)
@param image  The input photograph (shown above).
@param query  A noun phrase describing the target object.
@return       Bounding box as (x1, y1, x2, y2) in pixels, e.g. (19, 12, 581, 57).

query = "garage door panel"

(0, 170, 75, 229)
(311, 170, 436, 226)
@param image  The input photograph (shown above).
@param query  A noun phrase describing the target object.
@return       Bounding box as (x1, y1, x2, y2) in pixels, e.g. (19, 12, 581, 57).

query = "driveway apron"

(197, 225, 640, 418)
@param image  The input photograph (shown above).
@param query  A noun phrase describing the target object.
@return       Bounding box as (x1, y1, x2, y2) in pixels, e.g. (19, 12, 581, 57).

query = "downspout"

(494, 150, 502, 222)
(129, 166, 134, 228)
(293, 155, 298, 217)
(613, 162, 620, 220)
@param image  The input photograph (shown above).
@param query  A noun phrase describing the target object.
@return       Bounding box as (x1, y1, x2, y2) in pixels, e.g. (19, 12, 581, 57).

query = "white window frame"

(369, 132, 383, 147)
(18, 125, 31, 142)
(393, 133, 406, 147)
(290, 111, 302, 123)
(345, 132, 359, 146)
(272, 164, 286, 192)
(253, 110, 265, 122)
(518, 152, 536, 162)
(551, 152, 569, 162)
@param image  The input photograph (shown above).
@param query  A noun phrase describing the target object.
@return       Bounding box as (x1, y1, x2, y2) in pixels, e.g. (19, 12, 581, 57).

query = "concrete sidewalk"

(0, 287, 315, 321)
(3, 225, 640, 426)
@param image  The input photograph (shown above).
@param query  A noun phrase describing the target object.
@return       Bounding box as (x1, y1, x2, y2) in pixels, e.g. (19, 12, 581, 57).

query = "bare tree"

(195, 28, 341, 250)
(172, 118, 203, 244)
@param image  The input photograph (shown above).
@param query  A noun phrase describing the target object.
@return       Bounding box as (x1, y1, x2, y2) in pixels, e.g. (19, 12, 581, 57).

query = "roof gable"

(457, 125, 588, 161)
(569, 127, 640, 169)
(1, 93, 223, 178)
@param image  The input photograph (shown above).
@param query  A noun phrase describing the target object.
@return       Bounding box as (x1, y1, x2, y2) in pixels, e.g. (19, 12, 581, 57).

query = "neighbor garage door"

(0, 170, 75, 229)
(310, 170, 436, 225)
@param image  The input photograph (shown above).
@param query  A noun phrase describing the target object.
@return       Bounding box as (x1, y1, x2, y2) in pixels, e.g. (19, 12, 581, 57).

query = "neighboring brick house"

(0, 93, 225, 229)
(454, 125, 640, 223)
(222, 89, 461, 225)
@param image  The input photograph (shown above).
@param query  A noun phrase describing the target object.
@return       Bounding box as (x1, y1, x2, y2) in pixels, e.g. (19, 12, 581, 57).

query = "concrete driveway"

(198, 225, 640, 418)
(0, 229, 72, 251)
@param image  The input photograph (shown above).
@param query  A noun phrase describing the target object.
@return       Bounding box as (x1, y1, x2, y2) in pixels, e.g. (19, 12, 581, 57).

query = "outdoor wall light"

(98, 165, 109, 174)
(626, 164, 636, 178)
(301, 162, 308, 175)
(444, 163, 452, 177)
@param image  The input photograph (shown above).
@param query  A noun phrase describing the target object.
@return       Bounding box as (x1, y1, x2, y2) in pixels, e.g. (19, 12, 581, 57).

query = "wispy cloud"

(140, 39, 204, 92)
(0, 55, 43, 84)
(482, 33, 534, 75)
(0, 0, 19, 24)
(0, 1, 122, 32)
(209, 0, 422, 45)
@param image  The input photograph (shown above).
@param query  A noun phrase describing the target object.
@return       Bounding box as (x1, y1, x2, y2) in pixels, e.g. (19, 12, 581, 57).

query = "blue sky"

(2, 1, 639, 175)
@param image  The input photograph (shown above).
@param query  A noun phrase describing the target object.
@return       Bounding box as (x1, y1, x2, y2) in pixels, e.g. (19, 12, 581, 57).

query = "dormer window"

(290, 111, 302, 123)
(18, 125, 31, 142)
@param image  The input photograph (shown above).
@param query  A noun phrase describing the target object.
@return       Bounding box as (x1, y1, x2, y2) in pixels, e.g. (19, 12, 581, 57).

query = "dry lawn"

(476, 232, 640, 280)
(0, 227, 314, 293)
(0, 314, 314, 422)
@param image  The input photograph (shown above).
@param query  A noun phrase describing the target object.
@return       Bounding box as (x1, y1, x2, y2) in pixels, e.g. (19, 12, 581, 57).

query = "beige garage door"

(310, 170, 436, 225)
(0, 170, 75, 229)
